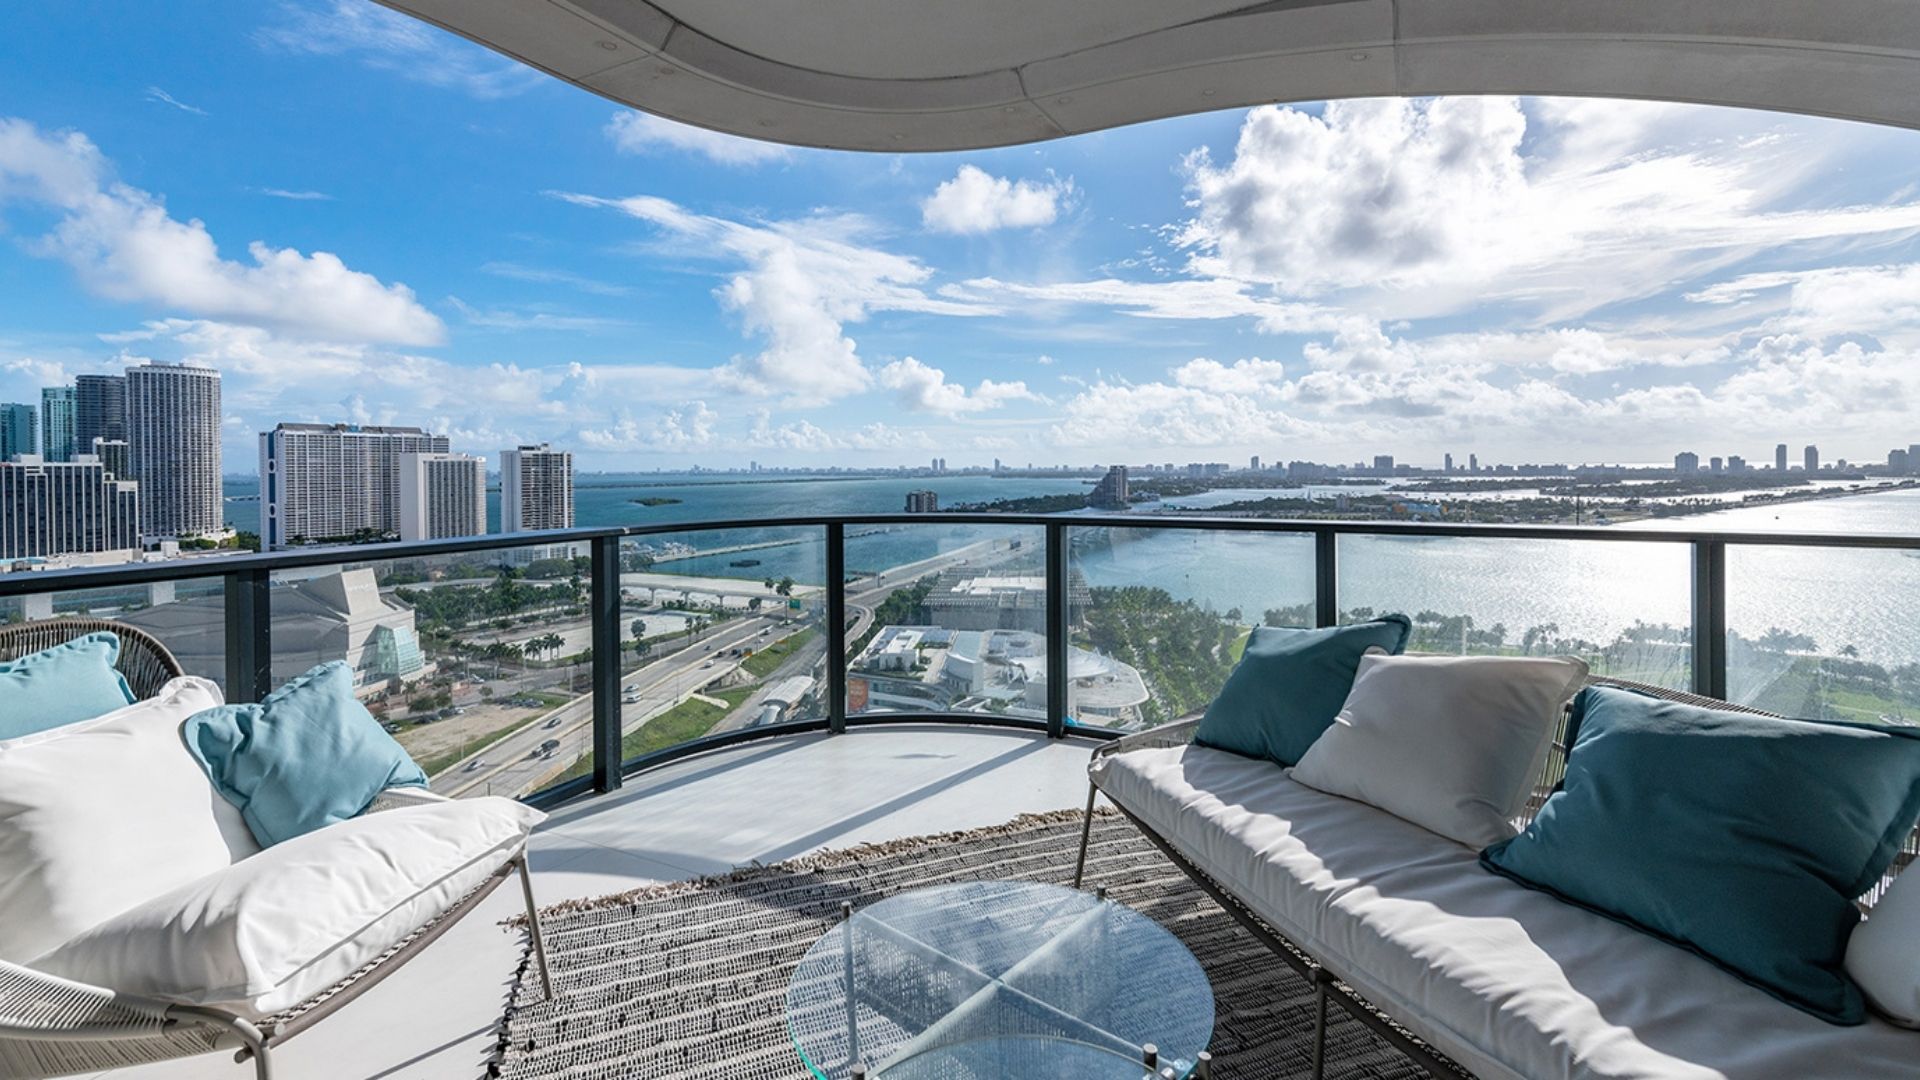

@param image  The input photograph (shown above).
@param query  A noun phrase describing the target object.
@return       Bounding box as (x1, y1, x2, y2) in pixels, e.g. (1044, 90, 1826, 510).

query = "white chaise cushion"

(32, 796, 545, 1017)
(0, 677, 257, 962)
(1848, 869, 1920, 1028)
(1289, 653, 1587, 848)
(1093, 743, 1920, 1080)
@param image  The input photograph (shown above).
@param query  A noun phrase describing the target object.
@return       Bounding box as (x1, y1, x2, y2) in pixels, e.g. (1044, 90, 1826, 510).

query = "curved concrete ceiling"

(378, 0, 1920, 150)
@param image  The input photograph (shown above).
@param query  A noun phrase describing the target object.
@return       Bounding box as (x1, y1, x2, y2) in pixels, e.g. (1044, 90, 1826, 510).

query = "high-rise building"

(1249, 455, 1261, 472)
(0, 455, 140, 561)
(1729, 455, 1747, 473)
(39, 387, 77, 463)
(126, 363, 222, 541)
(1373, 454, 1395, 473)
(1444, 453, 1454, 473)
(260, 423, 450, 548)
(1674, 451, 1700, 473)
(73, 374, 127, 452)
(0, 403, 34, 460)
(1909, 445, 1920, 473)
(1089, 465, 1130, 509)
(904, 489, 939, 513)
(91, 437, 131, 481)
(1468, 453, 1479, 473)
(1776, 443, 1789, 472)
(500, 444, 574, 532)
(1804, 444, 1820, 474)
(397, 452, 486, 541)
(1709, 456, 1724, 473)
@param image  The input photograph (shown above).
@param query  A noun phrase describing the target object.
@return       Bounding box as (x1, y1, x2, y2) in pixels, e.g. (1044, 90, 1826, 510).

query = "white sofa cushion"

(0, 677, 257, 962)
(1289, 654, 1588, 848)
(1849, 869, 1920, 1028)
(32, 796, 545, 1017)
(1093, 744, 1920, 1080)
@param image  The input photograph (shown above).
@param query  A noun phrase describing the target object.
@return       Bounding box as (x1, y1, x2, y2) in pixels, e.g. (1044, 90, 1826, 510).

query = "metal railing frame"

(6, 512, 1918, 805)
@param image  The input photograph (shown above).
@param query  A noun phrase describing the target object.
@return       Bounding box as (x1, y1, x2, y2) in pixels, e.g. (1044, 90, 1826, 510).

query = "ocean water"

(221, 474, 1920, 668)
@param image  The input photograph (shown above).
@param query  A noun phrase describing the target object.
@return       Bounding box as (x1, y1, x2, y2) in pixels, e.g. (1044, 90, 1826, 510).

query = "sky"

(3, 2, 1920, 474)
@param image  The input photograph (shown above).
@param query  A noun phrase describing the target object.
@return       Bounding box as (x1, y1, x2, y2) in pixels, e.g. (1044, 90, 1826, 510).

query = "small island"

(629, 496, 684, 507)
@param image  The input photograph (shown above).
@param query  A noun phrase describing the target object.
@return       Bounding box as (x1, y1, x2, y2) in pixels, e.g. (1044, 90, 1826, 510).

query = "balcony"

(4, 513, 1918, 1078)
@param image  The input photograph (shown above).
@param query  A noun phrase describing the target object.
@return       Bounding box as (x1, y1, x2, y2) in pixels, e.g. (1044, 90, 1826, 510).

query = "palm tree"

(630, 617, 647, 640)
(776, 576, 795, 597)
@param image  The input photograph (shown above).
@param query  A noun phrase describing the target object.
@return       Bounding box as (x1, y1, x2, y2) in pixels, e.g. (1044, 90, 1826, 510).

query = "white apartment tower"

(397, 452, 487, 541)
(260, 423, 450, 549)
(0, 455, 140, 561)
(126, 363, 222, 541)
(500, 444, 573, 532)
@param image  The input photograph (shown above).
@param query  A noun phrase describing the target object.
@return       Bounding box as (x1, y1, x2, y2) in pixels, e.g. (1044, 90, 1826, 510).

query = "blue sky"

(4, 1, 1920, 473)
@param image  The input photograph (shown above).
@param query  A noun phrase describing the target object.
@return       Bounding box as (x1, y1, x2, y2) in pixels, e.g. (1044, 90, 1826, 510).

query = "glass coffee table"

(787, 881, 1214, 1079)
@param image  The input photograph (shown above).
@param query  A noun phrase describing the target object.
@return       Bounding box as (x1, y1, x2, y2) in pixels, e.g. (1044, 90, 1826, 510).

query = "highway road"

(434, 534, 1036, 796)
(433, 613, 786, 797)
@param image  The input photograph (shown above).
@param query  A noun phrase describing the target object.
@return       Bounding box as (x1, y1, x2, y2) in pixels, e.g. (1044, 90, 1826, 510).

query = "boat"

(729, 558, 762, 567)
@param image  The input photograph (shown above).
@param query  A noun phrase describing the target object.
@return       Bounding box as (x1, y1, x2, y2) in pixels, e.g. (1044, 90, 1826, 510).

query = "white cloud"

(581, 401, 720, 451)
(257, 0, 545, 99)
(555, 192, 993, 404)
(480, 261, 629, 297)
(446, 296, 627, 333)
(0, 118, 443, 345)
(921, 165, 1071, 235)
(1178, 98, 1920, 322)
(257, 188, 333, 201)
(1686, 263, 1920, 346)
(605, 111, 788, 166)
(145, 87, 207, 116)
(875, 357, 1035, 415)
(944, 275, 1342, 336)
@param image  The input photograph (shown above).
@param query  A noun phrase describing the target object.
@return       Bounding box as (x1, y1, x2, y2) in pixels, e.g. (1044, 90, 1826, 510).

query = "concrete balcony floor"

(90, 724, 1096, 1080)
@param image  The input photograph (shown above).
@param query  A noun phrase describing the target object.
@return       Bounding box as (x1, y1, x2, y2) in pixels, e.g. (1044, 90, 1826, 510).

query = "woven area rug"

(490, 811, 1438, 1080)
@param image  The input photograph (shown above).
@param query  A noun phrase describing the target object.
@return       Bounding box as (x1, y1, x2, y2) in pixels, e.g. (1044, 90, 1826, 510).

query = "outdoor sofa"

(1081, 676, 1920, 1080)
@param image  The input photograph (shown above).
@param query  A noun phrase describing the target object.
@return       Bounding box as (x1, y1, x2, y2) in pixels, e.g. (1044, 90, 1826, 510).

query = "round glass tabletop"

(787, 881, 1214, 1080)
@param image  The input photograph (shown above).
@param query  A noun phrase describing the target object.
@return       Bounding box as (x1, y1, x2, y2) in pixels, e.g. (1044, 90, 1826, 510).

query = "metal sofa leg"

(1072, 782, 1098, 889)
(1311, 968, 1331, 1080)
(518, 857, 555, 1001)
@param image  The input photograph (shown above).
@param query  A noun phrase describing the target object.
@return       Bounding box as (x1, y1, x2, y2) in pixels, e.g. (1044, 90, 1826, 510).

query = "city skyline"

(3, 4, 1920, 472)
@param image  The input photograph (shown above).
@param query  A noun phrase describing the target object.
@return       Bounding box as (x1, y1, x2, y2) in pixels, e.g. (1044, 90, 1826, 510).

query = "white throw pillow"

(1847, 868, 1920, 1028)
(1289, 654, 1589, 849)
(0, 676, 256, 962)
(32, 796, 546, 1016)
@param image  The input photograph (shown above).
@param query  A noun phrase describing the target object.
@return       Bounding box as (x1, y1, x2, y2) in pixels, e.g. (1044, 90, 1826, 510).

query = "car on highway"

(463, 758, 486, 773)
(701, 660, 713, 669)
(544, 715, 563, 729)
(531, 738, 561, 760)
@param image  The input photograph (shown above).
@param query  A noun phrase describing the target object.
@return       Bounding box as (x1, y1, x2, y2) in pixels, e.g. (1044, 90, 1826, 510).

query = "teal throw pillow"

(181, 660, 427, 847)
(0, 631, 136, 740)
(1481, 685, 1920, 1024)
(1193, 616, 1412, 766)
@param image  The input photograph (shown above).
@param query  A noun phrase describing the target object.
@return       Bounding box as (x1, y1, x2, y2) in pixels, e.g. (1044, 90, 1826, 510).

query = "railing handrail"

(7, 511, 1918, 598)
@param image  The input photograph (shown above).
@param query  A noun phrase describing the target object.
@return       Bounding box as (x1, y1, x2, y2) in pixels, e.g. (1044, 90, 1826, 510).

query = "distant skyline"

(4, 3, 1920, 474)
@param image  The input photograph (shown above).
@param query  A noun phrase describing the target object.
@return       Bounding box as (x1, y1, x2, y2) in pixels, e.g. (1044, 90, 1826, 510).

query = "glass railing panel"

(1727, 545, 1920, 722)
(604, 524, 827, 775)
(269, 540, 594, 799)
(0, 575, 227, 692)
(1336, 534, 1693, 690)
(1066, 525, 1315, 733)
(845, 522, 1047, 722)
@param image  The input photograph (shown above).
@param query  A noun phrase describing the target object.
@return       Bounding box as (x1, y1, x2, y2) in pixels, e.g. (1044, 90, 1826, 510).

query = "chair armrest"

(1090, 717, 1201, 770)
(364, 786, 451, 815)
(0, 960, 170, 1037)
